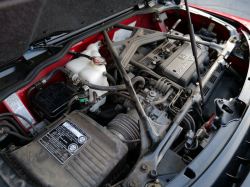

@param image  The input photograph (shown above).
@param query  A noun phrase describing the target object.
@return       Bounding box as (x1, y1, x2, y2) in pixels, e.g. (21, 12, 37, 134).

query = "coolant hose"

(0, 113, 36, 133)
(103, 72, 116, 85)
(1, 130, 35, 142)
(44, 67, 145, 91)
(43, 67, 71, 83)
(99, 92, 132, 101)
(130, 59, 161, 80)
(0, 117, 27, 137)
(27, 85, 35, 112)
(149, 88, 173, 106)
(185, 113, 196, 132)
(0, 123, 19, 133)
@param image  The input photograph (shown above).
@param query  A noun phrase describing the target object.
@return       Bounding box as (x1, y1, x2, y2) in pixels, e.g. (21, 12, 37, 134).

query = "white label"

(4, 93, 36, 129)
(113, 21, 137, 42)
(62, 122, 83, 138)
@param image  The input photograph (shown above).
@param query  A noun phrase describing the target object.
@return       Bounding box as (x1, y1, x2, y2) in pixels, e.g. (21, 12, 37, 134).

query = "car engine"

(0, 5, 248, 187)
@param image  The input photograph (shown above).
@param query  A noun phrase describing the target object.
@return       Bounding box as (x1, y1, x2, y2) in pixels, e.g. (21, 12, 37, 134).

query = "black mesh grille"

(153, 48, 161, 54)
(203, 85, 210, 96)
(140, 57, 154, 66)
(209, 75, 217, 84)
(216, 66, 222, 73)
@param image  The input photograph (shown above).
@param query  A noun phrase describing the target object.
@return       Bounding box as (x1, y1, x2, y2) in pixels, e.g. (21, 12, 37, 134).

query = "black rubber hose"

(130, 59, 161, 79)
(0, 113, 36, 133)
(44, 67, 71, 83)
(103, 72, 116, 85)
(100, 92, 132, 101)
(185, 113, 196, 132)
(145, 88, 173, 115)
(27, 85, 35, 112)
(1, 130, 35, 142)
(149, 88, 173, 106)
(182, 117, 192, 131)
(131, 76, 145, 87)
(173, 9, 180, 20)
(78, 75, 145, 91)
(99, 109, 117, 119)
(189, 108, 205, 125)
(65, 97, 77, 115)
(0, 123, 19, 133)
(103, 29, 159, 148)
(53, 67, 145, 91)
(0, 117, 27, 137)
(137, 70, 161, 80)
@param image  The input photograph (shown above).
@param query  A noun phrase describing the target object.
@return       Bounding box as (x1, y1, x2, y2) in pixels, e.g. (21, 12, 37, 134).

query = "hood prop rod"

(184, 0, 204, 104)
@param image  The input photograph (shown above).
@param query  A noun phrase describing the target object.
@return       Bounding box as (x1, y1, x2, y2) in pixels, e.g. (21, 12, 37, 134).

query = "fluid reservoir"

(65, 42, 108, 112)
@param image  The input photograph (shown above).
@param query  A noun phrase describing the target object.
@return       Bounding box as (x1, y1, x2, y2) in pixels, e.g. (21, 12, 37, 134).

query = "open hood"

(0, 0, 144, 63)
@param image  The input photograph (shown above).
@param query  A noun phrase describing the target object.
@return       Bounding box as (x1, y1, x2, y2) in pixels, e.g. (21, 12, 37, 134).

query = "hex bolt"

(148, 169, 157, 179)
(140, 164, 147, 172)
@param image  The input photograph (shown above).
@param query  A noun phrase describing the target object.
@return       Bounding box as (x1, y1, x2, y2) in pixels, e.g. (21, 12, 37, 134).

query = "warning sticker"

(4, 93, 36, 129)
(38, 120, 90, 164)
(113, 21, 136, 42)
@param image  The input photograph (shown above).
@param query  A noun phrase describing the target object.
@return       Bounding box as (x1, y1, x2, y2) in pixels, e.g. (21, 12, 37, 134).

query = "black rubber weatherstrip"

(0, 5, 181, 103)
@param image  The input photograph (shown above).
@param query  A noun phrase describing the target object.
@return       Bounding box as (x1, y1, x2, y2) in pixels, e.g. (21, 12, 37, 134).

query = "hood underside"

(0, 0, 142, 63)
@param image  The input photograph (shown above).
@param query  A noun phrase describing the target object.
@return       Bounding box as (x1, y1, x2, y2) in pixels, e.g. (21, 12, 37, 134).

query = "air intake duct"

(107, 113, 140, 151)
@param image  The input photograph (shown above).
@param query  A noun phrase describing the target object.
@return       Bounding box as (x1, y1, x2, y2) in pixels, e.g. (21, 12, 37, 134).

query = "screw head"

(140, 164, 147, 172)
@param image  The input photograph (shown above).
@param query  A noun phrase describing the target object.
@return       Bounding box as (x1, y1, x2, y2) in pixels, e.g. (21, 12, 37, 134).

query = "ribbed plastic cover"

(5, 111, 128, 187)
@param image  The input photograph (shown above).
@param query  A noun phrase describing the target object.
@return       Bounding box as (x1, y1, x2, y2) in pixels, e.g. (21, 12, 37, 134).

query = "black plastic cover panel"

(4, 111, 128, 187)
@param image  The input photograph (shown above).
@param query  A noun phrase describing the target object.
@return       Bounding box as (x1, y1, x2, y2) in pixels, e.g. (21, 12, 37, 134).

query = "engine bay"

(0, 5, 249, 187)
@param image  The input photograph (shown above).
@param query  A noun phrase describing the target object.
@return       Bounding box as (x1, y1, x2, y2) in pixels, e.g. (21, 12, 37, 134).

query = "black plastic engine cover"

(4, 111, 128, 187)
(155, 41, 209, 87)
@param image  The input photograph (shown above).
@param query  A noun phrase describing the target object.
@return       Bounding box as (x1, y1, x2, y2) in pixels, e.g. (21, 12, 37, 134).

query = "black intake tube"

(103, 30, 159, 149)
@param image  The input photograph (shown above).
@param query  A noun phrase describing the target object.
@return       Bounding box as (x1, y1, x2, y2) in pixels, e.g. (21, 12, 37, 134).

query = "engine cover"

(136, 32, 209, 87)
(4, 111, 128, 187)
(155, 40, 208, 87)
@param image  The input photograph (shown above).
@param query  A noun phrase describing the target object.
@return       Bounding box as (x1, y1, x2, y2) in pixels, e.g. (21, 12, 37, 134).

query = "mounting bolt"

(140, 164, 147, 172)
(148, 170, 157, 179)
(129, 181, 136, 187)
(151, 60, 157, 65)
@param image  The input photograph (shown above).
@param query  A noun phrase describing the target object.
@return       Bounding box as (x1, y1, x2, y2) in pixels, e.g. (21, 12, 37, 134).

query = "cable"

(145, 88, 173, 114)
(1, 130, 35, 142)
(100, 92, 132, 101)
(0, 123, 19, 133)
(185, 138, 199, 151)
(137, 70, 161, 80)
(111, 180, 124, 187)
(173, 139, 186, 153)
(27, 85, 36, 112)
(189, 108, 205, 125)
(0, 113, 36, 133)
(103, 72, 116, 85)
(0, 117, 27, 137)
(185, 113, 196, 132)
